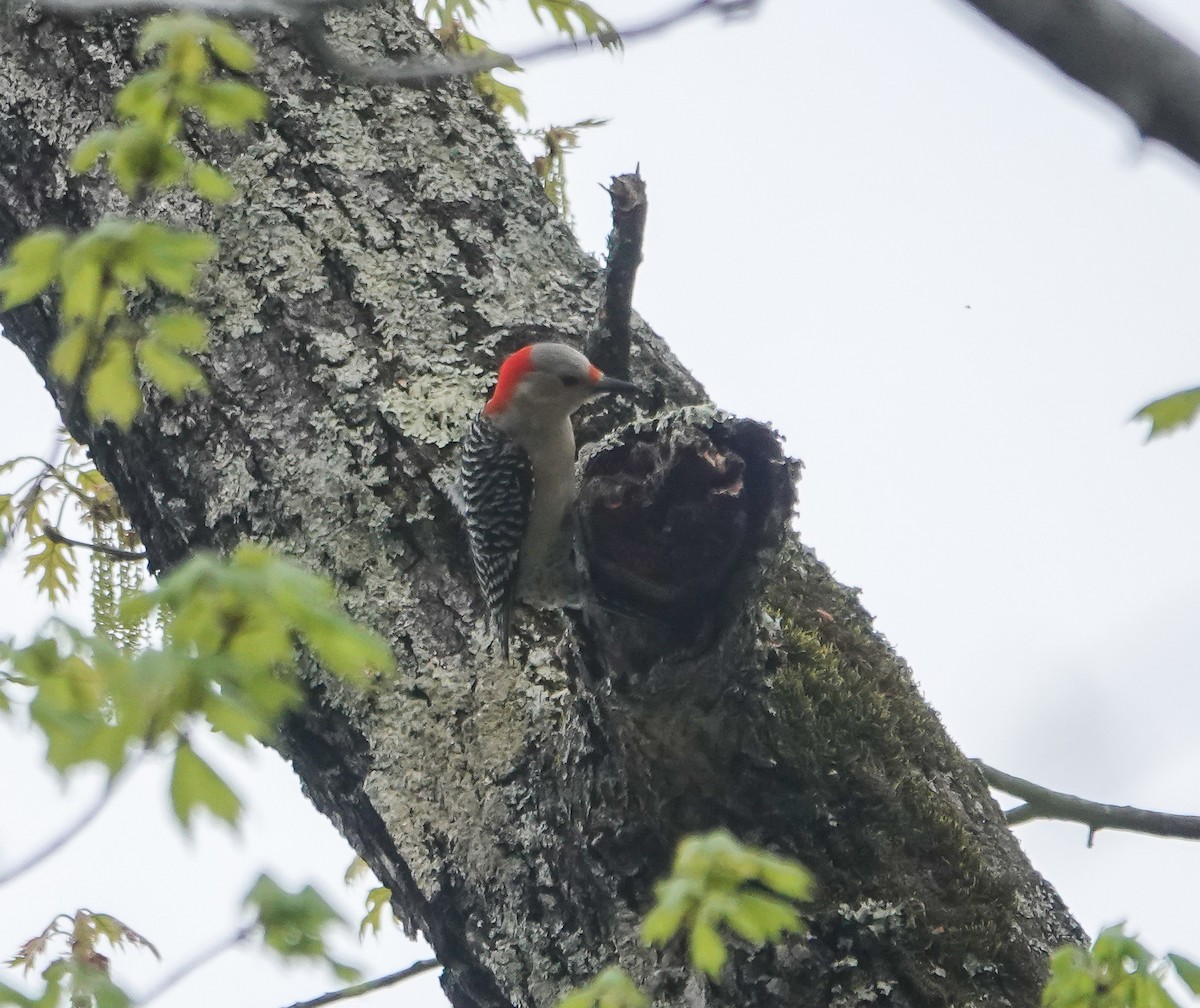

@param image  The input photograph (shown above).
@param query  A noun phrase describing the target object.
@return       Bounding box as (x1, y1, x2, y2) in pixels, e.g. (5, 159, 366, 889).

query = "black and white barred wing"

(459, 413, 533, 657)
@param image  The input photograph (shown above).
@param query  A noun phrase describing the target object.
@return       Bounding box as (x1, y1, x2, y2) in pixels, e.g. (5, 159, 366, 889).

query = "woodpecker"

(459, 342, 638, 658)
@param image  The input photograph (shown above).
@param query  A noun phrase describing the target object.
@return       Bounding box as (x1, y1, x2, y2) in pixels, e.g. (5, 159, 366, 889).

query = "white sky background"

(3, 0, 1200, 1004)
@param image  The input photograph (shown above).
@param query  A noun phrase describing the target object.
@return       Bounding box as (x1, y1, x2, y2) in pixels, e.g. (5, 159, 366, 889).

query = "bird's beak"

(592, 375, 639, 395)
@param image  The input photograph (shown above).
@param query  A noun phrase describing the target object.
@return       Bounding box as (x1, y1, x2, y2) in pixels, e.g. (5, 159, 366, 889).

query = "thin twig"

(975, 760, 1200, 843)
(137, 925, 255, 1006)
(278, 957, 440, 1008)
(303, 0, 760, 86)
(43, 0, 761, 86)
(0, 774, 124, 886)
(587, 169, 647, 381)
(42, 523, 148, 562)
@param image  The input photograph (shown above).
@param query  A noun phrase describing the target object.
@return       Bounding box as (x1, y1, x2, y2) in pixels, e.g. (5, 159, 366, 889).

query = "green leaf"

(188, 162, 239, 203)
(0, 230, 69, 308)
(60, 257, 103, 322)
(198, 80, 268, 130)
(49, 325, 93, 382)
(137, 13, 204, 55)
(756, 854, 815, 902)
(109, 124, 178, 194)
(1168, 954, 1200, 995)
(527, 0, 618, 45)
(71, 129, 119, 174)
(114, 72, 172, 124)
(689, 917, 726, 979)
(142, 228, 217, 295)
(136, 338, 208, 398)
(207, 23, 258, 71)
(728, 891, 804, 943)
(358, 886, 393, 938)
(24, 539, 79, 602)
(557, 968, 647, 1008)
(169, 740, 242, 829)
(87, 339, 141, 429)
(640, 877, 695, 946)
(245, 874, 348, 963)
(303, 616, 393, 683)
(1135, 387, 1200, 440)
(149, 310, 209, 352)
(166, 34, 211, 83)
(202, 691, 270, 744)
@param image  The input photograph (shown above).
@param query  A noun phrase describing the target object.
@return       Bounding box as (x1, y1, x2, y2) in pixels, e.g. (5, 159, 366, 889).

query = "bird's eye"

(561, 376, 581, 387)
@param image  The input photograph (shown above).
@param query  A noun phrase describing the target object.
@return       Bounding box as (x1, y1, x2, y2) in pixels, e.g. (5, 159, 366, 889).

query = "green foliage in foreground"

(0, 544, 393, 827)
(0, 877, 357, 1008)
(1134, 386, 1200, 440)
(0, 14, 265, 430)
(0, 438, 150, 651)
(1044, 924, 1200, 1008)
(559, 830, 815, 1006)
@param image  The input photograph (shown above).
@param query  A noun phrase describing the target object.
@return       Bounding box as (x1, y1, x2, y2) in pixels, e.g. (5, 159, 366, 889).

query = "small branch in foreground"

(588, 169, 647, 381)
(975, 760, 1200, 845)
(43, 523, 148, 562)
(303, 0, 761, 88)
(137, 925, 255, 1006)
(0, 774, 124, 886)
(278, 957, 440, 1008)
(44, 0, 760, 86)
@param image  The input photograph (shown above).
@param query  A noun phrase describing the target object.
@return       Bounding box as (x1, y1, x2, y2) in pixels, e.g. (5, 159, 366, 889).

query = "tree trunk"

(0, 5, 1083, 1006)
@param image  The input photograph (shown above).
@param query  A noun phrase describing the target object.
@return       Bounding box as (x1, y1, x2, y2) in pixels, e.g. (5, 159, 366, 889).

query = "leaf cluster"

(2, 876, 360, 1008)
(245, 875, 359, 982)
(421, 0, 617, 131)
(559, 967, 648, 1008)
(525, 118, 607, 220)
(1, 544, 393, 830)
(0, 14, 265, 430)
(1043, 924, 1200, 1008)
(559, 831, 814, 1008)
(0, 911, 156, 1008)
(0, 438, 149, 648)
(641, 829, 814, 978)
(343, 857, 396, 939)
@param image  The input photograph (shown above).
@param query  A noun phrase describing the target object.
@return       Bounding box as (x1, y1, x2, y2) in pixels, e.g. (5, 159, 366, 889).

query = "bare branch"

(308, 0, 761, 87)
(587, 170, 646, 381)
(277, 958, 441, 1008)
(975, 760, 1200, 843)
(137, 925, 255, 1006)
(960, 0, 1200, 169)
(45, 0, 762, 88)
(42, 523, 148, 562)
(0, 775, 123, 886)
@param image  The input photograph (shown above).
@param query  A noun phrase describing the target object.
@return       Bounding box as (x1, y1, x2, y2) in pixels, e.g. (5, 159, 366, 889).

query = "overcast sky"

(3, 0, 1200, 1005)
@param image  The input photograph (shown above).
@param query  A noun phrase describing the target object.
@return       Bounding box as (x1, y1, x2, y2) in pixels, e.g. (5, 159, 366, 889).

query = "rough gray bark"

(0, 5, 1084, 1007)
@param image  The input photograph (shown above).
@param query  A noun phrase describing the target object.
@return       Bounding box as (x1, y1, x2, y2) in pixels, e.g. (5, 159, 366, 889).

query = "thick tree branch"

(977, 761, 1200, 843)
(278, 958, 440, 1008)
(586, 171, 646, 382)
(960, 0, 1200, 169)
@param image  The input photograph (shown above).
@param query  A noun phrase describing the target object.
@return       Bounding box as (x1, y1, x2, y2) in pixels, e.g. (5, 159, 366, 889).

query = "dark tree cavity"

(0, 5, 1083, 1007)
